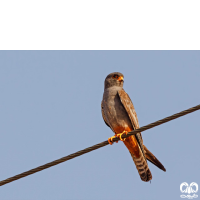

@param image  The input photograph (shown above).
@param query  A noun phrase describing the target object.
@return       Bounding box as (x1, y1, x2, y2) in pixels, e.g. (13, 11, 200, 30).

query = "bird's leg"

(108, 130, 128, 145)
(116, 130, 128, 141)
(108, 135, 118, 145)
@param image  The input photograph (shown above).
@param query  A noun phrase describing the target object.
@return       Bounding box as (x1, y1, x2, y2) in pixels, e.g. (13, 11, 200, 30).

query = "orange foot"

(108, 135, 118, 145)
(108, 130, 128, 145)
(116, 130, 128, 141)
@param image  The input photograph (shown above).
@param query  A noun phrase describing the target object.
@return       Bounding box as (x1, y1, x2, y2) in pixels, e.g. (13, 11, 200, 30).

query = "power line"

(0, 104, 200, 187)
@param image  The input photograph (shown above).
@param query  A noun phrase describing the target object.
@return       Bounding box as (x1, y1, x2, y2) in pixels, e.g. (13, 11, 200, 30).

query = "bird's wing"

(118, 89, 166, 173)
(101, 100, 111, 128)
(143, 145, 166, 172)
(118, 89, 139, 129)
(118, 89, 152, 182)
(117, 89, 145, 155)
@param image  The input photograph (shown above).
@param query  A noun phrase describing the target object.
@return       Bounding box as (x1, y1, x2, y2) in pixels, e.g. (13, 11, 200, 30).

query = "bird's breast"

(103, 89, 133, 134)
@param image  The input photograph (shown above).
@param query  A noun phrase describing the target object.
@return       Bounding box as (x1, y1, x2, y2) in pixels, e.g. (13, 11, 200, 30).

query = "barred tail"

(130, 151, 152, 182)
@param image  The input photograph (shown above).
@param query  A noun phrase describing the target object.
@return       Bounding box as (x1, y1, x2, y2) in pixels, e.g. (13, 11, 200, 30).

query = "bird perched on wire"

(101, 72, 166, 182)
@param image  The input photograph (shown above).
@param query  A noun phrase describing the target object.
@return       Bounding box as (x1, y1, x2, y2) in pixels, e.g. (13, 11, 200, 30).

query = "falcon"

(101, 72, 166, 182)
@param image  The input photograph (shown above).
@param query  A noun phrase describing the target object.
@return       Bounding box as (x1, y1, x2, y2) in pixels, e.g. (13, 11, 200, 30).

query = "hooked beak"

(117, 76, 124, 82)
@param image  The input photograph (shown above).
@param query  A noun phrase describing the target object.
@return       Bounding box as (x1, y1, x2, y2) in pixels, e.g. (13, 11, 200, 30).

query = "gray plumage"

(101, 72, 165, 182)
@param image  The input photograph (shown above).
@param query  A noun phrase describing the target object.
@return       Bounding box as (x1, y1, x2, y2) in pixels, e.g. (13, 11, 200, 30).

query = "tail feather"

(143, 145, 166, 172)
(130, 150, 152, 182)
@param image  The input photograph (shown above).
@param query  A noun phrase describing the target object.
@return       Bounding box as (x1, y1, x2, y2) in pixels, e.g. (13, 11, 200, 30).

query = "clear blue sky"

(0, 51, 199, 200)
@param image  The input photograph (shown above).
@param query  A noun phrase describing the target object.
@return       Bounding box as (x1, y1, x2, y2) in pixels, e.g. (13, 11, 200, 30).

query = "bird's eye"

(112, 75, 119, 79)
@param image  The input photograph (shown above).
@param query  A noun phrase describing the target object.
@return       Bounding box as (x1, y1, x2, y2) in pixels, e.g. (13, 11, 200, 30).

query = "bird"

(101, 72, 166, 182)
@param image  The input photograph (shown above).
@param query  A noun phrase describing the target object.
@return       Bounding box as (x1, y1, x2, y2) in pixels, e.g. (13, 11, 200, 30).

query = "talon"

(108, 138, 113, 145)
(108, 131, 128, 145)
(108, 136, 117, 145)
(116, 130, 128, 141)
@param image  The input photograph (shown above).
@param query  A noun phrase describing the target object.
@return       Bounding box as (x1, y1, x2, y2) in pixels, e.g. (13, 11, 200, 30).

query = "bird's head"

(104, 72, 124, 89)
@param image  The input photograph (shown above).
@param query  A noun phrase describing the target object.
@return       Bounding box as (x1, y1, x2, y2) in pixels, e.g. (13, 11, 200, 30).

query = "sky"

(0, 51, 199, 200)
